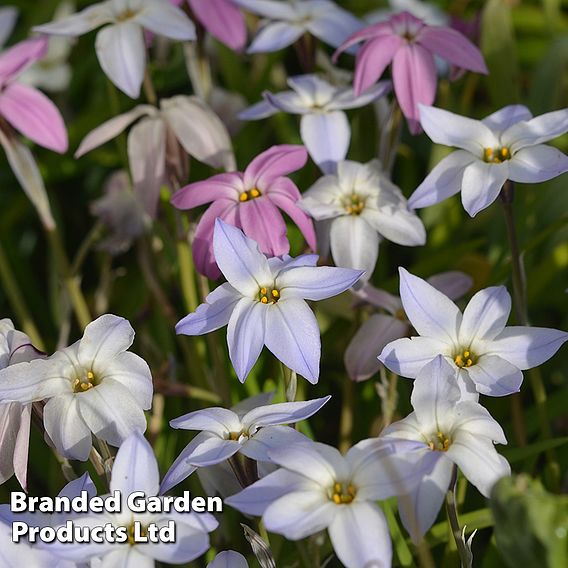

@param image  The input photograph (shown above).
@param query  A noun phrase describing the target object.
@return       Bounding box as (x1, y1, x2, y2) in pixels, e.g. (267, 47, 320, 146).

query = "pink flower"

(171, 145, 316, 279)
(334, 11, 487, 134)
(0, 37, 67, 152)
(186, 0, 247, 51)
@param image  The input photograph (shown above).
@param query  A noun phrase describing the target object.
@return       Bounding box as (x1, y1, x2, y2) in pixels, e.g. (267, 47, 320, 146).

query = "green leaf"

(501, 437, 568, 463)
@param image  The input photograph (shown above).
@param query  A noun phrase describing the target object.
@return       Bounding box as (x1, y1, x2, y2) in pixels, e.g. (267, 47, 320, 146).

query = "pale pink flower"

(171, 145, 317, 279)
(334, 11, 487, 133)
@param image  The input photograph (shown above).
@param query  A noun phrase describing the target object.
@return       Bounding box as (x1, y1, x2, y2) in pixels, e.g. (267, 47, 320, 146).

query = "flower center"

(427, 431, 451, 452)
(116, 9, 138, 22)
(330, 482, 357, 504)
(125, 521, 147, 545)
(239, 187, 262, 202)
(454, 349, 477, 368)
(342, 193, 366, 215)
(226, 430, 249, 442)
(72, 370, 98, 393)
(483, 146, 511, 163)
(258, 286, 280, 304)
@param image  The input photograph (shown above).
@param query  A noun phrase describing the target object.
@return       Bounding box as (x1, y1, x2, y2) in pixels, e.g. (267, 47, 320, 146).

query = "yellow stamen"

(260, 296, 268, 304)
(258, 286, 280, 304)
(239, 188, 263, 202)
(271, 289, 280, 299)
(428, 431, 451, 452)
(239, 192, 248, 202)
(454, 348, 476, 368)
(250, 187, 261, 198)
(483, 146, 511, 164)
(331, 481, 357, 505)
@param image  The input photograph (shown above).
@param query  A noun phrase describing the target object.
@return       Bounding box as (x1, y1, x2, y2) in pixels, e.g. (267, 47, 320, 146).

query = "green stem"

(446, 465, 471, 568)
(339, 377, 353, 453)
(46, 227, 92, 330)
(176, 238, 199, 314)
(0, 240, 45, 350)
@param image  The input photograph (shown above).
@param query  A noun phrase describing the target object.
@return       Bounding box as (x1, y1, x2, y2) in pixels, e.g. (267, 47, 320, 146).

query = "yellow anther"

(260, 287, 267, 295)
(343, 193, 365, 216)
(347, 485, 356, 496)
(463, 351, 470, 358)
(428, 431, 451, 452)
(454, 348, 477, 368)
(239, 192, 248, 202)
(260, 296, 268, 304)
(239, 188, 263, 202)
(258, 286, 280, 304)
(228, 431, 240, 441)
(331, 482, 357, 505)
(332, 494, 342, 504)
(500, 147, 510, 160)
(341, 494, 354, 504)
(271, 289, 280, 299)
(334, 482, 342, 493)
(250, 188, 261, 198)
(483, 146, 511, 164)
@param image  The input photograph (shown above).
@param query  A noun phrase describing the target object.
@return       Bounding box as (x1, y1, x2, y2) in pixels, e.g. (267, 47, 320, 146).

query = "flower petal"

(427, 271, 473, 301)
(33, 4, 112, 36)
(392, 44, 437, 133)
(188, 0, 246, 51)
(330, 215, 379, 279)
(364, 205, 426, 246)
(247, 21, 304, 54)
(276, 265, 363, 301)
(77, 379, 147, 447)
(300, 111, 350, 174)
(345, 314, 408, 382)
(0, 83, 67, 152)
(227, 298, 267, 383)
(213, 219, 272, 296)
(379, 336, 450, 378)
(176, 283, 240, 336)
(488, 327, 568, 370)
(110, 431, 158, 496)
(328, 502, 391, 568)
(243, 396, 330, 429)
(461, 160, 509, 217)
(43, 394, 92, 461)
(419, 104, 498, 154)
(408, 150, 473, 209)
(399, 268, 461, 343)
(171, 173, 240, 209)
(452, 401, 507, 444)
(170, 408, 241, 435)
(482, 105, 533, 131)
(502, 108, 568, 151)
(161, 95, 236, 171)
(417, 26, 487, 73)
(240, 424, 309, 461)
(135, 1, 196, 40)
(447, 431, 510, 497)
(208, 551, 248, 568)
(353, 35, 401, 96)
(95, 22, 145, 99)
(77, 314, 135, 368)
(326, 81, 391, 111)
(264, 299, 320, 383)
(508, 145, 568, 184)
(75, 105, 153, 157)
(459, 286, 511, 343)
(244, 144, 307, 188)
(0, 37, 47, 81)
(238, 196, 289, 257)
(305, 6, 362, 49)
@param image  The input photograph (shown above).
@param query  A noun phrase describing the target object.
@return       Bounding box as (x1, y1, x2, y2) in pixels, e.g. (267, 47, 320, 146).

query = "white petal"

(502, 108, 568, 151)
(247, 22, 304, 54)
(264, 90, 310, 114)
(239, 98, 280, 120)
(227, 298, 267, 383)
(427, 271, 473, 301)
(135, 1, 196, 40)
(169, 432, 240, 469)
(447, 431, 510, 497)
(243, 396, 330, 429)
(75, 105, 153, 157)
(459, 286, 511, 343)
(95, 22, 145, 99)
(128, 116, 166, 218)
(161, 95, 235, 171)
(452, 401, 507, 444)
(379, 336, 451, 378)
(398, 454, 453, 543)
(488, 326, 568, 370)
(466, 355, 523, 396)
(225, 468, 314, 516)
(233, 0, 297, 20)
(508, 145, 568, 184)
(328, 502, 391, 568)
(170, 407, 241, 435)
(77, 314, 134, 368)
(411, 356, 462, 429)
(408, 150, 473, 209)
(363, 205, 426, 246)
(231, 391, 275, 417)
(176, 283, 240, 336)
(300, 111, 350, 174)
(306, 5, 363, 49)
(33, 4, 113, 36)
(263, 490, 335, 539)
(208, 551, 248, 568)
(398, 268, 461, 343)
(481, 105, 532, 131)
(0, 128, 55, 230)
(240, 424, 309, 461)
(213, 219, 272, 297)
(264, 299, 320, 383)
(326, 81, 391, 111)
(419, 104, 498, 154)
(43, 394, 92, 460)
(461, 160, 509, 217)
(110, 431, 158, 496)
(330, 215, 379, 280)
(77, 379, 147, 447)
